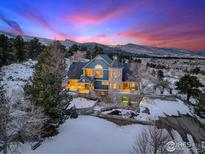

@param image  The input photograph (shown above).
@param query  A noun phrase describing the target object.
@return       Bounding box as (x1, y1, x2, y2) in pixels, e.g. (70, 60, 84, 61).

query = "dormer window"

(95, 64, 103, 77)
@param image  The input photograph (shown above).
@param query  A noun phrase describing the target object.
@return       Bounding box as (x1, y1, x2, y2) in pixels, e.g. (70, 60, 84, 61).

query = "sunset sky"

(0, 0, 205, 50)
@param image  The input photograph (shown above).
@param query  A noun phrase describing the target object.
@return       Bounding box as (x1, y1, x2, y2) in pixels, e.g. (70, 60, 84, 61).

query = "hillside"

(0, 30, 204, 58)
(115, 43, 194, 57)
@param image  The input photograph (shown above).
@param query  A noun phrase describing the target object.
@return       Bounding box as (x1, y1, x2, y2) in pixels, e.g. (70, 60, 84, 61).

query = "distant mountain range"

(1, 30, 205, 58)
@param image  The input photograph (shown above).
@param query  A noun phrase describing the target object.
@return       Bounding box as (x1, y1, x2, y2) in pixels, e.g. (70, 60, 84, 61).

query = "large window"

(69, 80, 78, 85)
(113, 83, 117, 89)
(130, 82, 136, 89)
(95, 64, 103, 69)
(122, 96, 129, 106)
(95, 64, 103, 77)
(102, 81, 109, 85)
(109, 71, 113, 78)
(85, 69, 94, 76)
(95, 70, 103, 77)
(123, 82, 129, 89)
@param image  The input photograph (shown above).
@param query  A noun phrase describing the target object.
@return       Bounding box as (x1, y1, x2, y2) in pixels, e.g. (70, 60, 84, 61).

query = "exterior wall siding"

(94, 81, 109, 90)
(83, 58, 109, 80)
(83, 59, 109, 69)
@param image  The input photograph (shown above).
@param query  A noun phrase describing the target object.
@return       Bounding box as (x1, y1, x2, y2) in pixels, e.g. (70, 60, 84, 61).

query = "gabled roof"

(67, 62, 87, 79)
(110, 59, 123, 68)
(82, 54, 112, 69)
(99, 54, 112, 64)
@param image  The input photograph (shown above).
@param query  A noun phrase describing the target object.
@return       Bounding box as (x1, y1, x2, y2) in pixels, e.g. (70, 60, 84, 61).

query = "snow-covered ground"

(1, 60, 202, 153)
(22, 116, 147, 153)
(0, 59, 37, 104)
(68, 97, 97, 109)
(22, 116, 194, 154)
(136, 97, 193, 121)
(65, 58, 72, 72)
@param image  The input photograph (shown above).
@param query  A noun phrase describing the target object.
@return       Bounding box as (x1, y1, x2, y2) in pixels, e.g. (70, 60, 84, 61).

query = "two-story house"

(65, 54, 140, 106)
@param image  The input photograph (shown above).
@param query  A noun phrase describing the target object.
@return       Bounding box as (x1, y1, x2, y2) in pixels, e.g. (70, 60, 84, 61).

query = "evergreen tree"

(0, 47, 3, 66)
(108, 53, 114, 60)
(195, 91, 205, 117)
(157, 70, 164, 81)
(91, 45, 103, 58)
(151, 70, 156, 77)
(27, 38, 44, 59)
(0, 35, 13, 66)
(191, 67, 200, 74)
(79, 45, 87, 52)
(176, 74, 203, 101)
(69, 44, 79, 55)
(25, 41, 74, 132)
(13, 35, 25, 62)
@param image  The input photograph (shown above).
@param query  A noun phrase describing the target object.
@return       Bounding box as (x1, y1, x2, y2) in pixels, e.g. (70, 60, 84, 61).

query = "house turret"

(108, 57, 123, 92)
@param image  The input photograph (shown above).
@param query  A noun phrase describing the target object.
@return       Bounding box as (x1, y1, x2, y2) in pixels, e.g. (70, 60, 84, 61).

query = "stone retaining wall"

(93, 114, 154, 126)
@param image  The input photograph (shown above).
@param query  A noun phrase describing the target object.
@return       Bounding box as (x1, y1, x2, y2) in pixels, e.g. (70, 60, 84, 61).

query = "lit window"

(123, 82, 129, 89)
(102, 81, 109, 85)
(95, 64, 103, 69)
(100, 91, 106, 95)
(130, 82, 135, 89)
(94, 64, 103, 77)
(85, 69, 93, 76)
(118, 84, 121, 89)
(70, 80, 78, 84)
(109, 71, 113, 78)
(122, 96, 129, 106)
(95, 70, 103, 77)
(109, 83, 112, 88)
(113, 83, 117, 89)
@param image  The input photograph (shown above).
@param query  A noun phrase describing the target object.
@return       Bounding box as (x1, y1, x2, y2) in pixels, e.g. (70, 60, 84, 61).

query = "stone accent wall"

(108, 67, 123, 92)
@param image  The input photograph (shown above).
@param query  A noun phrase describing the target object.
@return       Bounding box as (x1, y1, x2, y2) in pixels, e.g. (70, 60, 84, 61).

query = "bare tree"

(73, 50, 86, 61)
(131, 126, 171, 154)
(43, 41, 66, 78)
(106, 92, 119, 104)
(0, 86, 47, 154)
(153, 80, 171, 95)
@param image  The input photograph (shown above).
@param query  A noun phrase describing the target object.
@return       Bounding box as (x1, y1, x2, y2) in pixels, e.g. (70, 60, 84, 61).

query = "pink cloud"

(69, 34, 118, 45)
(64, 0, 135, 27)
(66, 8, 127, 25)
(117, 21, 205, 50)
(71, 34, 108, 42)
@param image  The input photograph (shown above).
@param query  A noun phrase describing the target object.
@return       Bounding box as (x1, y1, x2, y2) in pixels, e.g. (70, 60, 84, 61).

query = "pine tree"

(13, 35, 25, 62)
(0, 47, 3, 66)
(176, 74, 203, 101)
(157, 70, 164, 81)
(0, 35, 13, 66)
(79, 45, 87, 52)
(25, 41, 74, 133)
(67, 44, 79, 57)
(195, 91, 205, 117)
(91, 45, 103, 58)
(27, 38, 44, 59)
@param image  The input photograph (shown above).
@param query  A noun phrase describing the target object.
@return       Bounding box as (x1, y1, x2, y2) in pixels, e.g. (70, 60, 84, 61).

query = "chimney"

(113, 55, 118, 60)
